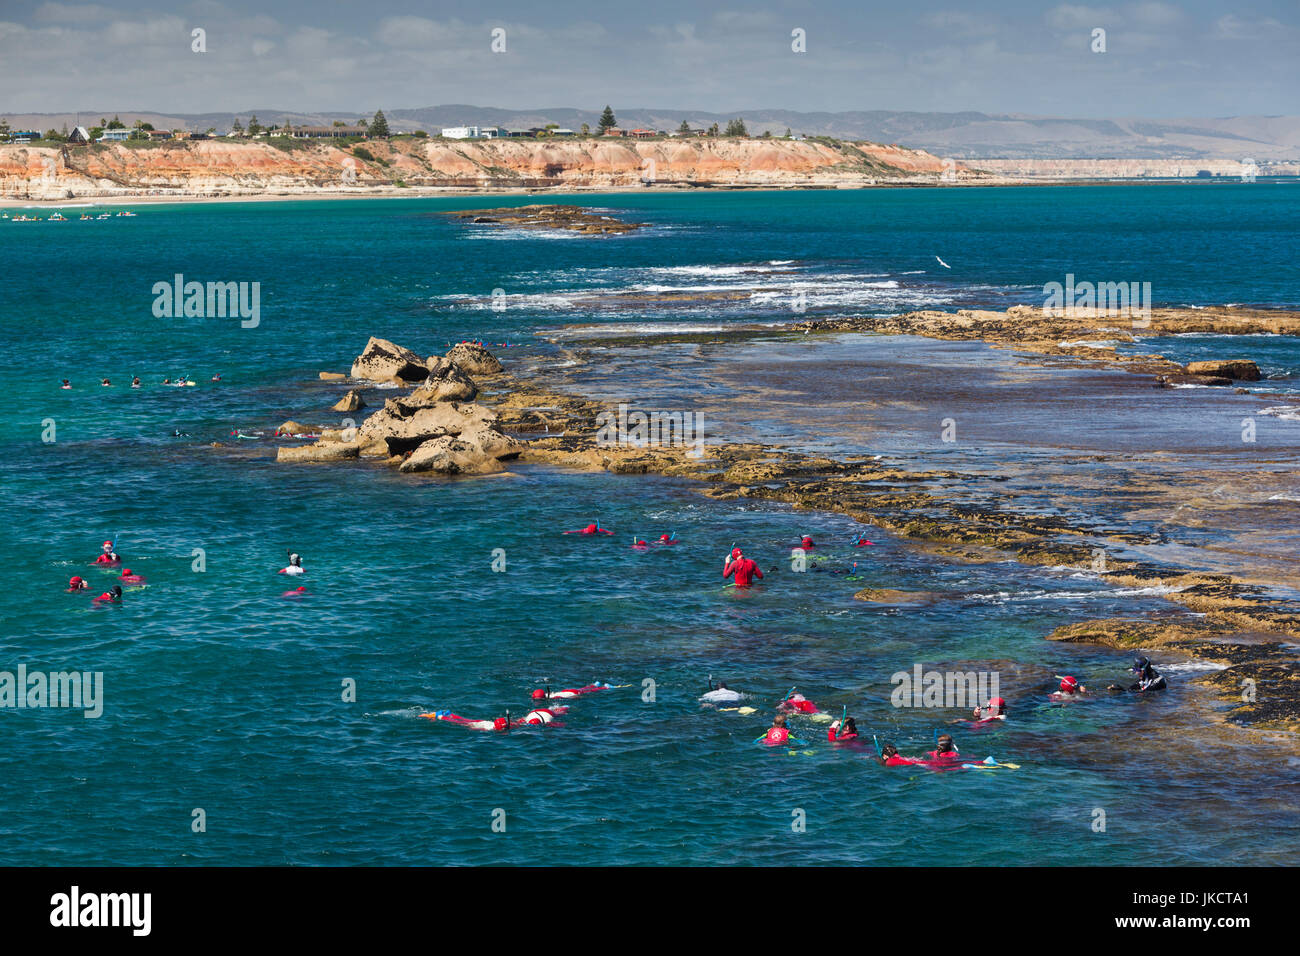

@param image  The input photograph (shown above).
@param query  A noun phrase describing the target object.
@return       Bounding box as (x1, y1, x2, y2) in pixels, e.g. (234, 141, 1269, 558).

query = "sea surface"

(2, 185, 1298, 865)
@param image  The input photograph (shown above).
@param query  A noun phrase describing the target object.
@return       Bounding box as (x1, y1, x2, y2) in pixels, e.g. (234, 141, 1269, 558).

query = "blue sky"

(1, 0, 1296, 116)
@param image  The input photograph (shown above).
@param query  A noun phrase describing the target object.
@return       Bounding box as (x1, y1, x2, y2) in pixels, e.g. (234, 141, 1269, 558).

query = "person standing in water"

(723, 547, 763, 588)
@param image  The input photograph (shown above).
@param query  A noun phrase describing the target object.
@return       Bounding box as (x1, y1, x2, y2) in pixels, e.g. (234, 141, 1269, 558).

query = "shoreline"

(4, 177, 1293, 209)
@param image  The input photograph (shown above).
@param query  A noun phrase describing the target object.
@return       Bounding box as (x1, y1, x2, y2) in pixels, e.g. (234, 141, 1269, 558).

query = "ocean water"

(2, 185, 1299, 866)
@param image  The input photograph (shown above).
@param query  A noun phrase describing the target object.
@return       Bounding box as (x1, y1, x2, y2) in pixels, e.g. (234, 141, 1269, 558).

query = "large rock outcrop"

(398, 436, 505, 475)
(445, 343, 504, 376)
(356, 399, 498, 454)
(350, 337, 429, 383)
(1184, 359, 1261, 381)
(411, 357, 478, 402)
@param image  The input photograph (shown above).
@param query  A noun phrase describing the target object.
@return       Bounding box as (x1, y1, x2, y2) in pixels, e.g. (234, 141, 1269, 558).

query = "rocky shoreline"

(269, 327, 1300, 737)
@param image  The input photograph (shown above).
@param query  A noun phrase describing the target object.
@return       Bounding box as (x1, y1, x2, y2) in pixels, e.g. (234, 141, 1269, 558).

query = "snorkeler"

(1117, 657, 1167, 693)
(66, 576, 89, 592)
(1050, 675, 1088, 700)
(131, 377, 141, 388)
(94, 540, 120, 564)
(874, 742, 922, 766)
(827, 716, 859, 742)
(925, 734, 963, 761)
(530, 682, 614, 700)
(60, 379, 72, 390)
(761, 713, 791, 746)
(971, 697, 1007, 723)
(279, 552, 305, 575)
(93, 585, 123, 604)
(563, 521, 614, 536)
(700, 678, 743, 705)
(779, 691, 820, 715)
(422, 706, 566, 730)
(723, 547, 764, 587)
(119, 568, 145, 585)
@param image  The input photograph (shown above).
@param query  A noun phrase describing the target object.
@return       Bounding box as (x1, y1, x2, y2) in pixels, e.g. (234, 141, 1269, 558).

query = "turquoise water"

(3, 186, 1299, 865)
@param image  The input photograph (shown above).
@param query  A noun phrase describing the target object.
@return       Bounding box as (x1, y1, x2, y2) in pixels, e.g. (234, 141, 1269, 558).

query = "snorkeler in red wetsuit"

(564, 521, 614, 536)
(723, 548, 763, 587)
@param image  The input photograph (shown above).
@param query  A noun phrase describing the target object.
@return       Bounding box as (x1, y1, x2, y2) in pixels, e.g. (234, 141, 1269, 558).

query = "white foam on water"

(1160, 660, 1229, 673)
(970, 584, 1186, 603)
(1260, 405, 1300, 421)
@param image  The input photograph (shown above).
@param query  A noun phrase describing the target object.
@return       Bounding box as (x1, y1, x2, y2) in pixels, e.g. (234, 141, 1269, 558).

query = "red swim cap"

(659, 534, 671, 541)
(69, 576, 83, 586)
(585, 523, 597, 533)
(102, 541, 112, 547)
(493, 717, 508, 731)
(1060, 676, 1078, 692)
(122, 569, 131, 576)
(731, 547, 742, 559)
(531, 689, 546, 700)
(801, 536, 814, 547)
(990, 697, 1006, 709)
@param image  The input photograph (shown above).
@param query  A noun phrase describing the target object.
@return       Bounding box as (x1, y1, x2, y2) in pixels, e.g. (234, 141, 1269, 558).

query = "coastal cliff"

(0, 137, 968, 200)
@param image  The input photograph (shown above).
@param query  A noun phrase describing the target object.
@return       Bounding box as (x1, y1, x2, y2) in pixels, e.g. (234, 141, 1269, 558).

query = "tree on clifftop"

(597, 105, 617, 132)
(369, 111, 390, 137)
(724, 118, 748, 138)
(677, 120, 691, 135)
(107, 115, 124, 129)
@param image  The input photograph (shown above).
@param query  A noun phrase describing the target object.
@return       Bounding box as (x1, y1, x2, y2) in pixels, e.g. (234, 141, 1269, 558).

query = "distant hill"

(5, 106, 1298, 160)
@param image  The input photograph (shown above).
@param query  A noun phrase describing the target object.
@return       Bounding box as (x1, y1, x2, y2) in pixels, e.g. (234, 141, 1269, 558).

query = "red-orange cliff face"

(0, 137, 970, 199)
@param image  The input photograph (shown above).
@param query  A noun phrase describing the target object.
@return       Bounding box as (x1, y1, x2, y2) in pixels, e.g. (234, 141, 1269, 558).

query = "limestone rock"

(406, 357, 478, 404)
(350, 337, 429, 383)
(331, 389, 365, 412)
(399, 436, 504, 475)
(276, 441, 360, 463)
(1184, 359, 1260, 381)
(356, 399, 498, 454)
(445, 342, 503, 376)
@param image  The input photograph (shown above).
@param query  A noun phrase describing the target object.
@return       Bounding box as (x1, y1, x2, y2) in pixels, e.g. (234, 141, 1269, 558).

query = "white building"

(441, 126, 507, 139)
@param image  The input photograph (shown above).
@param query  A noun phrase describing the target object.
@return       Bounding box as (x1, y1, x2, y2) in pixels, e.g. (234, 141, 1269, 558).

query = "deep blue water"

(2, 185, 1298, 865)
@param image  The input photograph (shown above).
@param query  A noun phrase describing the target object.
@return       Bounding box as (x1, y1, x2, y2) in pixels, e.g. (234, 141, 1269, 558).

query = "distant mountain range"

(6, 106, 1299, 160)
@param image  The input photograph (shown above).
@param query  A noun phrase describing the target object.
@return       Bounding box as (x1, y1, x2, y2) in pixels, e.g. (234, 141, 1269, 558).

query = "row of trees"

(596, 107, 789, 139)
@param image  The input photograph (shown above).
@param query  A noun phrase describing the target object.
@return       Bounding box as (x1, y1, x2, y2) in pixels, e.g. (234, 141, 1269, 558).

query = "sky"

(1, 0, 1296, 118)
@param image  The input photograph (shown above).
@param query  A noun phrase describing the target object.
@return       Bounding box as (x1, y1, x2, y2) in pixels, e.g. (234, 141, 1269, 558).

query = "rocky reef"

(446, 204, 644, 234)
(268, 331, 1300, 734)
